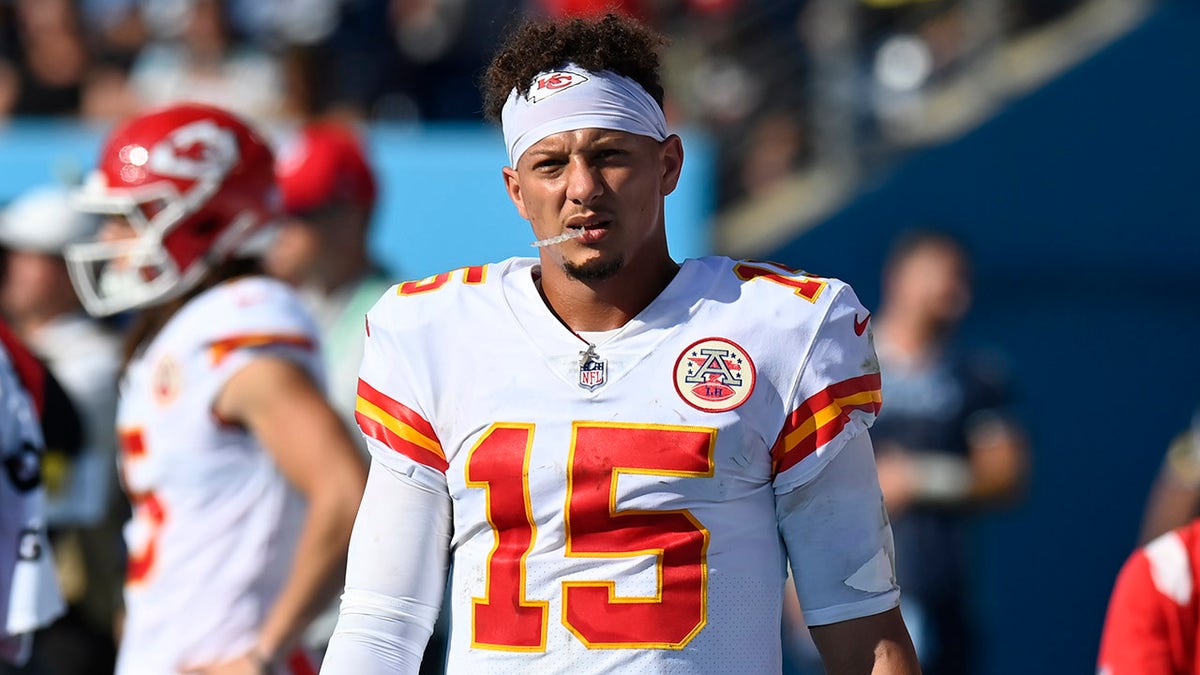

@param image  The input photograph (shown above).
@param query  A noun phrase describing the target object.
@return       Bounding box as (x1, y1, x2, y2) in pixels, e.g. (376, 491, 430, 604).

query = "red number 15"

(466, 422, 716, 651)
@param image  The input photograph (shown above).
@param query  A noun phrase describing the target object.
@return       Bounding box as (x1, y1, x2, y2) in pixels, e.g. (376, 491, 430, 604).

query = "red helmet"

(65, 103, 279, 316)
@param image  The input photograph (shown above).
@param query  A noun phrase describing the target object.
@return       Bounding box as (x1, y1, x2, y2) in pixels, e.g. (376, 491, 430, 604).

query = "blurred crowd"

(0, 0, 1094, 207)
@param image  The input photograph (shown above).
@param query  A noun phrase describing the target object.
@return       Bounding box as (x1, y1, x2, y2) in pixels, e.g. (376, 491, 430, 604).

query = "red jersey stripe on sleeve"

(771, 373, 882, 476)
(208, 333, 316, 365)
(355, 378, 448, 473)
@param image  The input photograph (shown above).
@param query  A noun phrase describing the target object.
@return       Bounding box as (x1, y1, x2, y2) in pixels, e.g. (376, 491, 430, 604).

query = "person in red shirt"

(1098, 516, 1200, 674)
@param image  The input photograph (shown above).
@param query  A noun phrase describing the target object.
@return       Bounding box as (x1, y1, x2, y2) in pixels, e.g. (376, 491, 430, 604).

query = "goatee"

(564, 257, 623, 282)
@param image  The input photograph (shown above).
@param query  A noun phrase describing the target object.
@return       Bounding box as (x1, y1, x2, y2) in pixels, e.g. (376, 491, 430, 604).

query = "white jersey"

(114, 277, 321, 674)
(353, 256, 897, 674)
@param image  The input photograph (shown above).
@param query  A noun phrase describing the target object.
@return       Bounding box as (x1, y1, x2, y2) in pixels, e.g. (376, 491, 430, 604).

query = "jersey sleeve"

(776, 429, 899, 626)
(772, 283, 882, 493)
(353, 290, 448, 493)
(200, 279, 324, 393)
(769, 282, 896, 625)
(321, 458, 452, 674)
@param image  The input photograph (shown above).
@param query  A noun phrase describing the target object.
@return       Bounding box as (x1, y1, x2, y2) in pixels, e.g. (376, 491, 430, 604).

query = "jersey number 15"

(467, 422, 715, 651)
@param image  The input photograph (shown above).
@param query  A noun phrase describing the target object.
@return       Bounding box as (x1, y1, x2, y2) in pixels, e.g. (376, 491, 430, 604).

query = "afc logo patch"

(674, 338, 756, 412)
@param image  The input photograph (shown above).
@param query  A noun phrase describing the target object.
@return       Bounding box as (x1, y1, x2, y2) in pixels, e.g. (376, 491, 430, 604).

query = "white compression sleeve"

(776, 431, 900, 627)
(320, 459, 453, 674)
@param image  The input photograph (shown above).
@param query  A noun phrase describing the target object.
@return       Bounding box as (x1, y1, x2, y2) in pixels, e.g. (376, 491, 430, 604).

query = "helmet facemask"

(62, 105, 279, 318)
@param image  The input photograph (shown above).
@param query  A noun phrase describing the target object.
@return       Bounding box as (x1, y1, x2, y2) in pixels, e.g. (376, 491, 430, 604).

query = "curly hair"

(481, 13, 668, 123)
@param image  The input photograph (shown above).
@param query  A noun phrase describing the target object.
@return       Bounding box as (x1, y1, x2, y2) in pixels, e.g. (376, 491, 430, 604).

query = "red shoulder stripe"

(356, 379, 438, 441)
(355, 379, 447, 473)
(772, 373, 882, 476)
(209, 333, 315, 365)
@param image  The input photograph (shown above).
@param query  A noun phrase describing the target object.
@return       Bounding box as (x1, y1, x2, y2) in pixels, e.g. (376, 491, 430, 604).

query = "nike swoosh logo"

(854, 313, 871, 336)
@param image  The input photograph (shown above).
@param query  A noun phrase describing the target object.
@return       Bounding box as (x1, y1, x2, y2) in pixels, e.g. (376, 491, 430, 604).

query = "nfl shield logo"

(579, 355, 607, 391)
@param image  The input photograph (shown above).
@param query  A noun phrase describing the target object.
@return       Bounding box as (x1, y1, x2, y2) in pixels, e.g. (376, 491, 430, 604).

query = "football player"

(1098, 516, 1200, 675)
(64, 102, 367, 674)
(321, 13, 920, 675)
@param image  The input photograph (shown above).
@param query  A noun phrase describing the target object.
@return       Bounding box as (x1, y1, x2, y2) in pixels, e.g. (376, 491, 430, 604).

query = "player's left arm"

(210, 355, 368, 671)
(809, 607, 919, 675)
(777, 432, 920, 675)
(773, 282, 919, 673)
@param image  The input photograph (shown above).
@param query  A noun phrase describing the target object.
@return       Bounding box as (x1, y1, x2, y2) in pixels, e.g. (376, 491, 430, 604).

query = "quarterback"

(321, 13, 920, 675)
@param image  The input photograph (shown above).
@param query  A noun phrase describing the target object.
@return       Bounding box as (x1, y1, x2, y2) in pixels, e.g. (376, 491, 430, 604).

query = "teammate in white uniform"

(64, 102, 367, 674)
(321, 13, 920, 675)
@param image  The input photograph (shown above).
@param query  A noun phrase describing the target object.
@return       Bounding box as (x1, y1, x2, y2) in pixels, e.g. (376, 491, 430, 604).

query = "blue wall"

(0, 123, 716, 281)
(765, 2, 1200, 673)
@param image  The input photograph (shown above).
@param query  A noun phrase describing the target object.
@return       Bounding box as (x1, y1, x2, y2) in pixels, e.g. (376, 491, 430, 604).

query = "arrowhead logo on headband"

(502, 64, 666, 166)
(526, 71, 590, 103)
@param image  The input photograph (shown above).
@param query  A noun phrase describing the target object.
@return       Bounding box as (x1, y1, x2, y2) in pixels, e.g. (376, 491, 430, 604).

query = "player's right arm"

(319, 458, 451, 673)
(320, 288, 454, 673)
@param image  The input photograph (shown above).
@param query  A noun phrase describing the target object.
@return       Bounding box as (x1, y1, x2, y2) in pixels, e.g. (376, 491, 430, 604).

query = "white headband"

(501, 64, 668, 167)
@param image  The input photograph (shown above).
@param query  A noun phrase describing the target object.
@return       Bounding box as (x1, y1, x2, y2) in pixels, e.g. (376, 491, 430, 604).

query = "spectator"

(1136, 410, 1200, 545)
(78, 0, 147, 122)
(268, 121, 392, 436)
(0, 0, 91, 117)
(127, 0, 285, 126)
(379, 0, 520, 121)
(0, 185, 124, 675)
(868, 228, 1029, 675)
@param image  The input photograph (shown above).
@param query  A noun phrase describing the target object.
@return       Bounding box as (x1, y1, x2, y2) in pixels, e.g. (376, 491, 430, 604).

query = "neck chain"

(578, 341, 599, 368)
(532, 267, 601, 366)
(532, 266, 666, 368)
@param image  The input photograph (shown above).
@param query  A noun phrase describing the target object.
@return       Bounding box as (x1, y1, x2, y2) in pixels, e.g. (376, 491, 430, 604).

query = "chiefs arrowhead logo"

(148, 119, 239, 180)
(526, 71, 590, 103)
